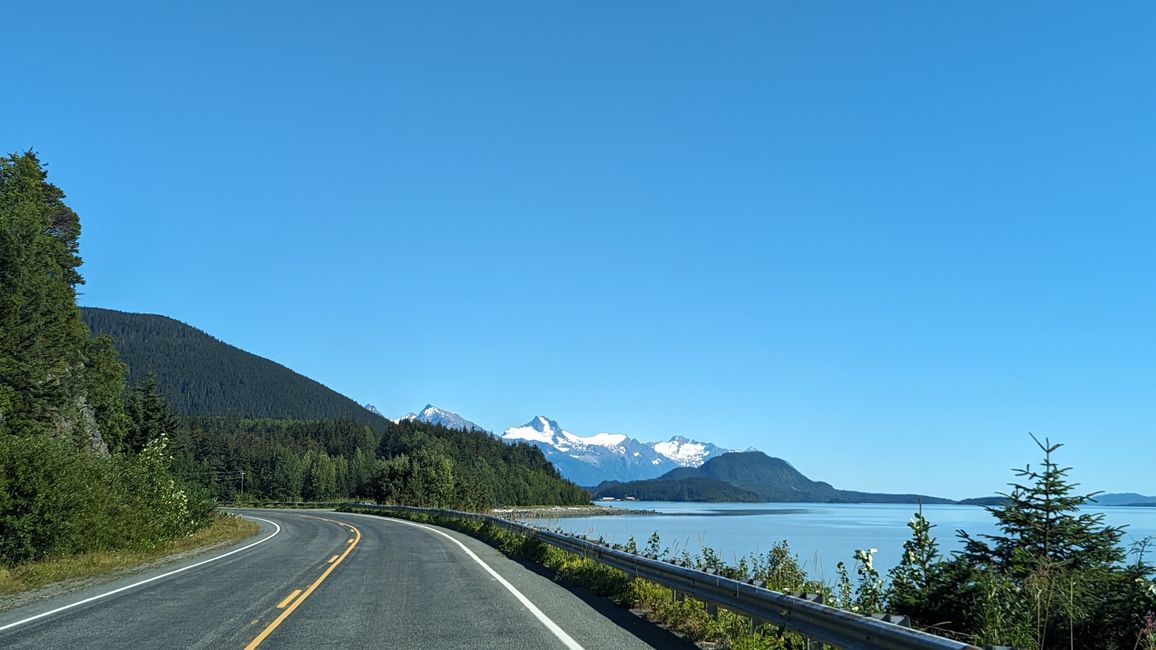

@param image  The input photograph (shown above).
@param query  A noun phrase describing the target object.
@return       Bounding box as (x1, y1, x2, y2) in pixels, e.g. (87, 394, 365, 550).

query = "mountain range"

(80, 311, 1152, 508)
(394, 407, 731, 485)
(390, 405, 1156, 505)
(499, 416, 730, 486)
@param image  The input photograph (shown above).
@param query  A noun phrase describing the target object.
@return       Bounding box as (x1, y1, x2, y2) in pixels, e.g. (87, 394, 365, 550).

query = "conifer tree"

(124, 375, 180, 454)
(958, 434, 1124, 574)
(0, 152, 89, 439)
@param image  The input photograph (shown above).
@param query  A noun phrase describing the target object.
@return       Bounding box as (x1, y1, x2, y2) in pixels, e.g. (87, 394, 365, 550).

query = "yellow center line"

(244, 517, 362, 649)
(327, 555, 338, 564)
(276, 589, 302, 609)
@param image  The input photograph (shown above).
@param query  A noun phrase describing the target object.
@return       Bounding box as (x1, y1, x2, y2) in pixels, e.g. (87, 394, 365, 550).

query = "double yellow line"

(244, 516, 362, 649)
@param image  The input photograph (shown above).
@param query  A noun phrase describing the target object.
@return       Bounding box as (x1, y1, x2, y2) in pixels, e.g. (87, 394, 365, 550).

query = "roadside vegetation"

(348, 437, 1156, 649)
(0, 152, 218, 573)
(0, 514, 256, 598)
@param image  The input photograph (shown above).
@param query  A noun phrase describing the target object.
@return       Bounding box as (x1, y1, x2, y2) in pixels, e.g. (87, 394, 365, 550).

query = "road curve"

(0, 509, 695, 649)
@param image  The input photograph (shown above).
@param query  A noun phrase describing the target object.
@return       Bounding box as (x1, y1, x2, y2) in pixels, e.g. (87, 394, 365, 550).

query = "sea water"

(520, 502, 1156, 578)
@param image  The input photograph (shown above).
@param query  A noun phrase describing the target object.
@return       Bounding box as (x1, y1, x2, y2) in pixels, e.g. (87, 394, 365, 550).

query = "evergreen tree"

(124, 375, 180, 453)
(82, 334, 131, 451)
(958, 434, 1125, 574)
(892, 435, 1155, 649)
(0, 152, 89, 440)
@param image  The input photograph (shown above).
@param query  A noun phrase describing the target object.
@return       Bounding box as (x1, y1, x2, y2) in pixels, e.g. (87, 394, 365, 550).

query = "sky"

(5, 2, 1154, 500)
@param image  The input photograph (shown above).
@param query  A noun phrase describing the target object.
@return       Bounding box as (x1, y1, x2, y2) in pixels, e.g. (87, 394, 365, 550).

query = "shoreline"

(491, 505, 657, 518)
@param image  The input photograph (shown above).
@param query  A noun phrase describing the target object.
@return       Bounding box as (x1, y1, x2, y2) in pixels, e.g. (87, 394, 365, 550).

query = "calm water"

(521, 502, 1156, 578)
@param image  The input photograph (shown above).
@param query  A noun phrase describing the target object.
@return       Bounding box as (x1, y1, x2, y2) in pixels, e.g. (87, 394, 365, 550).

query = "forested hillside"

(81, 307, 389, 428)
(590, 477, 762, 502)
(82, 309, 588, 507)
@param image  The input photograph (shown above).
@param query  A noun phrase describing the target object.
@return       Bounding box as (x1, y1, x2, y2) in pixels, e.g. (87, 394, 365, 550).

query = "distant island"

(589, 451, 1155, 506)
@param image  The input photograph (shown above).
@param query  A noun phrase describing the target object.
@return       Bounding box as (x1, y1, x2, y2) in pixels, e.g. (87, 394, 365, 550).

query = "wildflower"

(854, 547, 878, 571)
(1137, 577, 1156, 598)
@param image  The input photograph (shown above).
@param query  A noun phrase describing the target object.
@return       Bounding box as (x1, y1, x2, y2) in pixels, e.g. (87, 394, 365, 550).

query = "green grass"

(0, 513, 258, 598)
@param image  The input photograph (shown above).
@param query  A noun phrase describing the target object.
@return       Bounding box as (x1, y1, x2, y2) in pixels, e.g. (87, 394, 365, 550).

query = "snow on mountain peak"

(503, 416, 568, 445)
(503, 418, 631, 450)
(529, 416, 562, 433)
(582, 432, 628, 447)
(652, 436, 721, 466)
(398, 404, 484, 432)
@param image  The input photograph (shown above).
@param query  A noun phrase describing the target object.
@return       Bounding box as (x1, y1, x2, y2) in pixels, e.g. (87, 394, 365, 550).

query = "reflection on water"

(516, 502, 1156, 577)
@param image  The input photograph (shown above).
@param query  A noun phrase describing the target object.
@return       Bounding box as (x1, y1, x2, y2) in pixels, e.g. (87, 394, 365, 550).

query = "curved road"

(0, 509, 694, 649)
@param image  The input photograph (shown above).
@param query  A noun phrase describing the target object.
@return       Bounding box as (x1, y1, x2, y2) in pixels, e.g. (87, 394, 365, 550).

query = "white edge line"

(343, 512, 585, 650)
(0, 515, 282, 633)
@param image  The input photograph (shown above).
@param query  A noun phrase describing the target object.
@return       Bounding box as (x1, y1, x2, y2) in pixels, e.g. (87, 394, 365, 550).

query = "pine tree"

(916, 435, 1153, 649)
(959, 434, 1124, 574)
(0, 152, 89, 439)
(124, 375, 180, 453)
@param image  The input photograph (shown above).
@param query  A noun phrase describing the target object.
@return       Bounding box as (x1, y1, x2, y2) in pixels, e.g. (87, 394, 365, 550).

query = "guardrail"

(342, 504, 980, 650)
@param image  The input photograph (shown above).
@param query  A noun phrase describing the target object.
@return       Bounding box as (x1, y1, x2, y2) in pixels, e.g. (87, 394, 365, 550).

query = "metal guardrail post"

(788, 592, 826, 650)
(343, 504, 981, 650)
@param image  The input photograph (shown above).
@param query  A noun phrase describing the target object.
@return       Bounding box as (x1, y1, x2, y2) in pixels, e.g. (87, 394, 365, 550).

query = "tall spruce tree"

(0, 152, 93, 442)
(124, 375, 180, 454)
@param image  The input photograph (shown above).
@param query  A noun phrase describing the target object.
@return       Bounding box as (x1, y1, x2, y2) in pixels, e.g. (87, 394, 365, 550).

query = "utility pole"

(240, 470, 245, 504)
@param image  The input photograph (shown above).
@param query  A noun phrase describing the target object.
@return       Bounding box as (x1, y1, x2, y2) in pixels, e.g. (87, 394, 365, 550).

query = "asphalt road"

(0, 509, 696, 649)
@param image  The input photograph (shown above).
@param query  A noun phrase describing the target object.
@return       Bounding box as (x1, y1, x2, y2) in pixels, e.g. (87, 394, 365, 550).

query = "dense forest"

(172, 417, 589, 508)
(81, 307, 390, 428)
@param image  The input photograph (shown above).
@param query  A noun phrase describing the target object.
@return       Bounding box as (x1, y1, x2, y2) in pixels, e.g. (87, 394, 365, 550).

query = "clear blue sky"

(6, 2, 1154, 500)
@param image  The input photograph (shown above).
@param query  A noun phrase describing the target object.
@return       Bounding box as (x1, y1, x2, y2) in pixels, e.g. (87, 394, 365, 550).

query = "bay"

(519, 502, 1156, 578)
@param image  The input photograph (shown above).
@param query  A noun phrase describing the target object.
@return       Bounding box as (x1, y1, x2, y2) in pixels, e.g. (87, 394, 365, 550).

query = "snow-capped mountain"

(501, 416, 733, 485)
(398, 404, 486, 433)
(364, 403, 383, 416)
(653, 435, 728, 467)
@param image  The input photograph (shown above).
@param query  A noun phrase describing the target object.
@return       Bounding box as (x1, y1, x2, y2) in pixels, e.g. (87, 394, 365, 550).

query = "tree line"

(172, 417, 590, 509)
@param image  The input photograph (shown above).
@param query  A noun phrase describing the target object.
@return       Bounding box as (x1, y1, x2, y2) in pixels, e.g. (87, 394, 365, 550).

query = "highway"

(0, 509, 695, 649)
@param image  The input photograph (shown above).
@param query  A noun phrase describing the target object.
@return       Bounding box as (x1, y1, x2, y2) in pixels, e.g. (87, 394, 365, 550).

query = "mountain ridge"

(592, 451, 957, 504)
(81, 307, 389, 428)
